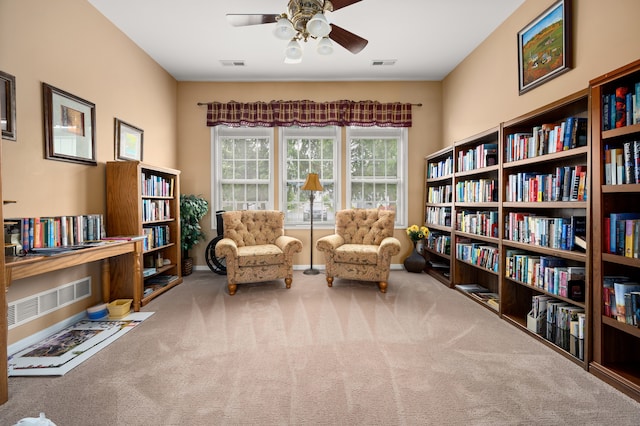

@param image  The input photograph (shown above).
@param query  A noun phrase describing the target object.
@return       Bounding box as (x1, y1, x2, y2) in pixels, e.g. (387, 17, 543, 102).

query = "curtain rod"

(197, 102, 423, 107)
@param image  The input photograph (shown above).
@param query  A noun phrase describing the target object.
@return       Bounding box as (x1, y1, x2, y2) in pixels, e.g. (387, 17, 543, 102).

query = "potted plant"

(180, 194, 209, 276)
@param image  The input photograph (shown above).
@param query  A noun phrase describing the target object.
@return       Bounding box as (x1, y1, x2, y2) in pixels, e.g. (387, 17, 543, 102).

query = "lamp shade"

(273, 16, 295, 40)
(285, 39, 303, 61)
(306, 12, 331, 38)
(301, 173, 324, 191)
(317, 37, 333, 55)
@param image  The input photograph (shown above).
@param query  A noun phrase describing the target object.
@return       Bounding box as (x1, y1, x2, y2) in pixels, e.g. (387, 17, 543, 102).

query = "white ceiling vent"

(220, 60, 246, 67)
(371, 59, 397, 66)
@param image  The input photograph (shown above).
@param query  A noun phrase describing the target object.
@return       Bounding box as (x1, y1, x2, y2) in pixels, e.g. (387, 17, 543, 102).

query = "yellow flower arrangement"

(406, 224, 430, 243)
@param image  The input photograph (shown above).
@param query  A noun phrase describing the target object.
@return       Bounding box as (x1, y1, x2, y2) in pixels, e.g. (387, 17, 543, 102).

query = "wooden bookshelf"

(500, 89, 590, 369)
(106, 161, 182, 309)
(452, 127, 501, 311)
(589, 58, 640, 402)
(423, 147, 453, 286)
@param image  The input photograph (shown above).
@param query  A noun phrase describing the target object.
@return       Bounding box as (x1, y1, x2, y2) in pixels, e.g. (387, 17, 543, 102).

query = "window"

(346, 127, 407, 226)
(281, 127, 339, 226)
(211, 127, 274, 214)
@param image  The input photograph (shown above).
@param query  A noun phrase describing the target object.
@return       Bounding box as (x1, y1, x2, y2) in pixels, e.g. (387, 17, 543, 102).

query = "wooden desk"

(1, 240, 143, 404)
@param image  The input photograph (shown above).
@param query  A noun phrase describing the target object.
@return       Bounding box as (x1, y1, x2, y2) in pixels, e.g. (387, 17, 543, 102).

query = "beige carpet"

(1, 270, 639, 425)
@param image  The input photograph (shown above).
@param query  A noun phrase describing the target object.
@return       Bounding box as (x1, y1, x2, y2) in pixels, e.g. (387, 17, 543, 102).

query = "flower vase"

(404, 242, 427, 273)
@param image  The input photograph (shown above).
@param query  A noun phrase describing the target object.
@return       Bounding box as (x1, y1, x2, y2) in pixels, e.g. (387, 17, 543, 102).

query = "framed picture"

(114, 118, 143, 161)
(1, 70, 17, 141)
(517, 0, 573, 95)
(43, 83, 96, 165)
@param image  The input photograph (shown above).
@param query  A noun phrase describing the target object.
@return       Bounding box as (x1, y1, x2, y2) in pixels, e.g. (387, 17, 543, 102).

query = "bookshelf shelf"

(590, 58, 640, 402)
(106, 161, 183, 308)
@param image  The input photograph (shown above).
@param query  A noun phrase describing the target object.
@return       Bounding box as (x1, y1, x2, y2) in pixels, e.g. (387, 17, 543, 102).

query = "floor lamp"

(301, 172, 324, 275)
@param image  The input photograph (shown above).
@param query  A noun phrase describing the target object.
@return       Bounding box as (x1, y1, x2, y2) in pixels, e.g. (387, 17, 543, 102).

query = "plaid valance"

(205, 100, 412, 128)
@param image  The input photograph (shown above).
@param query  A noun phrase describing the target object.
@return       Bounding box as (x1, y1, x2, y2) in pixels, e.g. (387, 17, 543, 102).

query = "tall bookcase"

(500, 89, 590, 368)
(106, 161, 182, 310)
(589, 58, 640, 400)
(423, 147, 454, 285)
(452, 127, 501, 311)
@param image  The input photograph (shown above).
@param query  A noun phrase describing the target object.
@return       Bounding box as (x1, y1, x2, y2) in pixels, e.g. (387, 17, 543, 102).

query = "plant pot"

(182, 257, 193, 276)
(404, 243, 426, 273)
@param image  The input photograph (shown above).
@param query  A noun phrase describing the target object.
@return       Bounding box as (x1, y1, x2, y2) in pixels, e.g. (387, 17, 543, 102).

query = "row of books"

(427, 156, 453, 179)
(142, 225, 171, 251)
(505, 251, 585, 300)
(455, 210, 499, 238)
(456, 143, 498, 172)
(456, 240, 499, 272)
(605, 213, 640, 256)
(504, 116, 587, 162)
(141, 172, 175, 197)
(604, 141, 640, 185)
(527, 295, 585, 360)
(601, 83, 640, 130)
(505, 165, 587, 203)
(504, 213, 586, 252)
(602, 276, 640, 326)
(7, 215, 105, 252)
(425, 232, 451, 256)
(142, 199, 172, 222)
(425, 206, 451, 227)
(455, 179, 498, 203)
(426, 184, 453, 203)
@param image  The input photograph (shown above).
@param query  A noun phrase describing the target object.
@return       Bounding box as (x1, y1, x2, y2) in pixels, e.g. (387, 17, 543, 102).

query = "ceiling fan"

(227, 0, 368, 62)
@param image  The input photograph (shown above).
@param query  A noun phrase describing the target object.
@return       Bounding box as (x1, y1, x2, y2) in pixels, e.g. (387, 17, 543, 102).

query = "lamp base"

(303, 268, 321, 275)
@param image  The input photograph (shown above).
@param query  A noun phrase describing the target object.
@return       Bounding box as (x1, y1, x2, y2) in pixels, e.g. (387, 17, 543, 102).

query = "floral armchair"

(215, 210, 302, 295)
(316, 208, 401, 293)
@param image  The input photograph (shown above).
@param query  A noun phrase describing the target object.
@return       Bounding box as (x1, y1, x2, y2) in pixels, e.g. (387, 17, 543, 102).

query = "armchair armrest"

(275, 235, 303, 257)
(316, 234, 345, 253)
(377, 236, 402, 258)
(215, 237, 239, 259)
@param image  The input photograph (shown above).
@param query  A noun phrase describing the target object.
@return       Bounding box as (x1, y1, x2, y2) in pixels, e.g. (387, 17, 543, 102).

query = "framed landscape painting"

(518, 0, 572, 95)
(115, 118, 143, 161)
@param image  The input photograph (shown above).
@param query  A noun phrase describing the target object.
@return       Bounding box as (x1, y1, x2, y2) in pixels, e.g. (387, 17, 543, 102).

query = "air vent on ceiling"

(220, 60, 246, 67)
(371, 59, 397, 66)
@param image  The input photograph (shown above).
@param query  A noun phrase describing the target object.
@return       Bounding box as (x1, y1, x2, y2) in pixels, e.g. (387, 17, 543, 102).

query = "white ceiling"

(88, 0, 524, 82)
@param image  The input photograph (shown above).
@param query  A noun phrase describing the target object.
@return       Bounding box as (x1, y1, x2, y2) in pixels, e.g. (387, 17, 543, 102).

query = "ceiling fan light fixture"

(273, 15, 295, 40)
(285, 39, 303, 61)
(306, 12, 331, 38)
(317, 37, 333, 55)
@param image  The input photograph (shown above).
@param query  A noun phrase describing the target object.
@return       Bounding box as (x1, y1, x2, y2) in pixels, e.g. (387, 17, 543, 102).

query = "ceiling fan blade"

(329, 24, 368, 54)
(226, 14, 279, 27)
(328, 0, 363, 12)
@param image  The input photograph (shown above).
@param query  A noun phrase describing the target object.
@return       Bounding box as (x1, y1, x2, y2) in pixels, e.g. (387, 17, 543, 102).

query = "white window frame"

(345, 126, 408, 227)
(210, 126, 275, 230)
(279, 126, 341, 228)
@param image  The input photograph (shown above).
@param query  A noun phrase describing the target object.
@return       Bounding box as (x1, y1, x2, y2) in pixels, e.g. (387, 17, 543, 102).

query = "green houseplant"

(180, 194, 209, 275)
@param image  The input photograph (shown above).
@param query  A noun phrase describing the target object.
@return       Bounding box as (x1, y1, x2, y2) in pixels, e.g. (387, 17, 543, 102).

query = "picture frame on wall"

(517, 0, 573, 95)
(1, 70, 17, 141)
(42, 83, 97, 165)
(115, 118, 143, 161)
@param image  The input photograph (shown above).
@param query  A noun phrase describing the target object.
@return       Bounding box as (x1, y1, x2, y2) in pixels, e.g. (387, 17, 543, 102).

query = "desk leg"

(101, 259, 110, 304)
(0, 268, 10, 404)
(132, 240, 142, 312)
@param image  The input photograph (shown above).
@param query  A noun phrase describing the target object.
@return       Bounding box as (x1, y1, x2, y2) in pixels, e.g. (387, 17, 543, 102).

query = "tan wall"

(0, 0, 177, 344)
(176, 81, 442, 267)
(442, 0, 640, 144)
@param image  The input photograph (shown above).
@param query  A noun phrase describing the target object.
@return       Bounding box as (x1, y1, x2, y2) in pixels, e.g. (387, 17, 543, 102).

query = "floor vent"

(8, 277, 92, 329)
